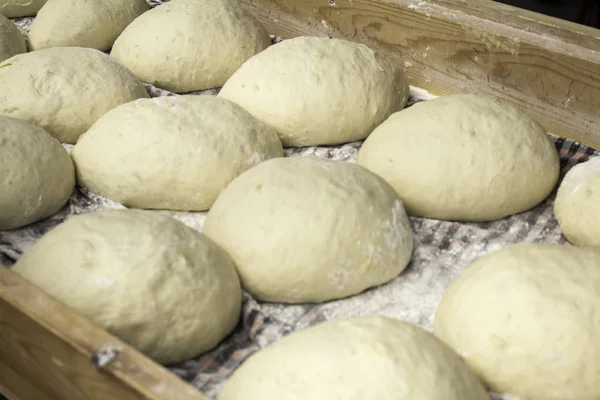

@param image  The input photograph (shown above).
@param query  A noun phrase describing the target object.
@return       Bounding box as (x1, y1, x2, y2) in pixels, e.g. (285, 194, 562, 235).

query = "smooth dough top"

(13, 209, 242, 365)
(72, 95, 283, 211)
(0, 0, 47, 18)
(357, 94, 560, 221)
(218, 316, 489, 400)
(0, 47, 149, 143)
(554, 157, 600, 247)
(0, 13, 26, 62)
(219, 36, 409, 147)
(434, 242, 600, 400)
(111, 0, 271, 92)
(0, 115, 74, 230)
(28, 0, 149, 51)
(203, 156, 414, 303)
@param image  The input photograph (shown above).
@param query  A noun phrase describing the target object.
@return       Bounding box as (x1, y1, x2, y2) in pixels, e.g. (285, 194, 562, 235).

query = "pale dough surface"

(357, 94, 560, 221)
(0, 13, 26, 62)
(218, 316, 489, 400)
(203, 157, 414, 303)
(554, 156, 600, 247)
(28, 0, 148, 51)
(434, 242, 600, 400)
(72, 95, 283, 211)
(0, 47, 149, 143)
(0, 116, 74, 230)
(219, 36, 409, 147)
(13, 209, 242, 365)
(111, 0, 271, 93)
(0, 0, 47, 18)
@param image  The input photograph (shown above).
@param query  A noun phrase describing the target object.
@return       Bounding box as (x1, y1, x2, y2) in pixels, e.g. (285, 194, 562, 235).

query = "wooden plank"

(241, 0, 600, 150)
(0, 266, 207, 400)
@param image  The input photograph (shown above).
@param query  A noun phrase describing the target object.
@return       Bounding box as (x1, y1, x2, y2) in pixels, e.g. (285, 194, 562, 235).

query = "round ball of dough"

(220, 37, 409, 147)
(357, 94, 560, 221)
(0, 0, 47, 18)
(72, 95, 283, 211)
(554, 157, 600, 247)
(218, 316, 489, 400)
(0, 116, 74, 230)
(0, 13, 26, 62)
(28, 0, 148, 51)
(111, 0, 271, 93)
(0, 47, 149, 144)
(13, 209, 242, 365)
(203, 157, 414, 303)
(434, 242, 600, 400)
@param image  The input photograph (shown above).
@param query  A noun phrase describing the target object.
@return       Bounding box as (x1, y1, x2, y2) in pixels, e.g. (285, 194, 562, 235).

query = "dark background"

(494, 0, 600, 28)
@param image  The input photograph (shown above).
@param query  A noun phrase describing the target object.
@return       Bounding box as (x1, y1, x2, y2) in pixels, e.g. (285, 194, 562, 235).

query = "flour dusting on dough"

(561, 156, 600, 195)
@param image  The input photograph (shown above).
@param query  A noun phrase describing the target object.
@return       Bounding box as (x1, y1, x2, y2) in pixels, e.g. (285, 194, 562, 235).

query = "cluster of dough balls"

(2, 0, 598, 398)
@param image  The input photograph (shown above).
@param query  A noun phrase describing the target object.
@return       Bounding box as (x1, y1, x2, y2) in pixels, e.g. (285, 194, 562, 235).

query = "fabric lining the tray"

(3, 6, 600, 399)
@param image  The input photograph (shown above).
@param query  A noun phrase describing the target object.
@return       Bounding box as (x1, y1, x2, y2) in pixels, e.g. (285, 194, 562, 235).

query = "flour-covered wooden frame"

(1, 1, 599, 399)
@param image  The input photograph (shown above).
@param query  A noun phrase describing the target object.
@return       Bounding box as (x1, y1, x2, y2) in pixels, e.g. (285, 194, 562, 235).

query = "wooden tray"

(1, 1, 599, 399)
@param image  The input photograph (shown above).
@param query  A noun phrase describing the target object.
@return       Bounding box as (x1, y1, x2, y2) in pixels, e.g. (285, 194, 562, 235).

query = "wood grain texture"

(241, 0, 600, 149)
(0, 267, 206, 400)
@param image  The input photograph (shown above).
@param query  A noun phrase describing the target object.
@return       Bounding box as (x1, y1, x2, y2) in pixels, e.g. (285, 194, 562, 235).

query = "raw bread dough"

(554, 157, 600, 247)
(111, 0, 271, 93)
(218, 316, 489, 400)
(0, 116, 74, 230)
(0, 13, 26, 62)
(203, 157, 414, 303)
(13, 209, 242, 365)
(72, 95, 283, 211)
(28, 0, 148, 51)
(0, 47, 149, 143)
(0, 0, 47, 18)
(434, 242, 600, 400)
(357, 94, 560, 221)
(220, 37, 409, 147)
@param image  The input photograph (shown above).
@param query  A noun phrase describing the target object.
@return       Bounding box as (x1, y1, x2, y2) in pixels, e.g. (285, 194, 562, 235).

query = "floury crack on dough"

(357, 94, 560, 221)
(0, 47, 149, 144)
(111, 0, 271, 93)
(0, 116, 74, 230)
(554, 156, 600, 248)
(218, 316, 489, 400)
(0, 14, 26, 63)
(72, 95, 283, 211)
(203, 157, 414, 303)
(28, 0, 149, 51)
(13, 210, 242, 365)
(434, 243, 600, 400)
(0, 0, 47, 18)
(219, 36, 409, 147)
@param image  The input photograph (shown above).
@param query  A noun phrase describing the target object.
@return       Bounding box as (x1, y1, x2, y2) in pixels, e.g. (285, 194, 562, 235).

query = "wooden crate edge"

(0, 266, 206, 400)
(241, 0, 600, 150)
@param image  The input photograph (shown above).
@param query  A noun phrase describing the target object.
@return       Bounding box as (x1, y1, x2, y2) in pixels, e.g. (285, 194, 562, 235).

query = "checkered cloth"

(3, 4, 599, 399)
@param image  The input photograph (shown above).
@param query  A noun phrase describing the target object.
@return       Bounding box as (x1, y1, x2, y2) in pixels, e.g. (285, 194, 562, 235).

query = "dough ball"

(434, 242, 600, 400)
(220, 37, 409, 147)
(111, 0, 271, 93)
(28, 0, 148, 51)
(0, 47, 149, 144)
(72, 95, 283, 211)
(0, 116, 74, 230)
(218, 316, 489, 400)
(203, 157, 414, 303)
(357, 94, 559, 221)
(0, 0, 47, 18)
(13, 209, 242, 365)
(554, 157, 600, 247)
(0, 13, 26, 62)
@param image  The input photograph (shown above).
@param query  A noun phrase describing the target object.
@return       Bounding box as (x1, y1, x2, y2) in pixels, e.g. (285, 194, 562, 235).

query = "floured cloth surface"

(4, 7, 600, 399)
